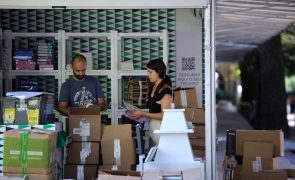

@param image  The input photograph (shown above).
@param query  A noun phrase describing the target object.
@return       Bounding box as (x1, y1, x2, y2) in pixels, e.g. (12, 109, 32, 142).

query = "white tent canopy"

(0, 0, 209, 9)
(1, 0, 293, 62)
(216, 0, 295, 62)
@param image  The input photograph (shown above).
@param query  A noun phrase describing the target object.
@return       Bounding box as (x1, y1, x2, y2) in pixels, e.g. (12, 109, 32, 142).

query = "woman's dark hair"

(147, 58, 172, 96)
(147, 58, 166, 79)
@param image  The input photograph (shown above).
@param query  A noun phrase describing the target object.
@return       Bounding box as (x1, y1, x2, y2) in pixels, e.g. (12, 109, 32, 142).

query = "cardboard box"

(243, 158, 275, 172)
(174, 87, 198, 108)
(243, 141, 273, 157)
(236, 130, 284, 156)
(240, 170, 287, 180)
(189, 125, 205, 138)
(3, 129, 57, 174)
(101, 124, 136, 166)
(190, 138, 205, 149)
(192, 149, 205, 158)
(233, 165, 242, 180)
(184, 108, 205, 124)
(64, 164, 98, 180)
(66, 142, 100, 164)
(142, 168, 203, 180)
(99, 164, 135, 171)
(182, 168, 204, 180)
(142, 170, 181, 180)
(287, 169, 295, 178)
(98, 170, 141, 180)
(0, 124, 57, 175)
(69, 107, 101, 142)
(0, 124, 57, 176)
(4, 173, 54, 180)
(242, 141, 275, 172)
(0, 176, 24, 180)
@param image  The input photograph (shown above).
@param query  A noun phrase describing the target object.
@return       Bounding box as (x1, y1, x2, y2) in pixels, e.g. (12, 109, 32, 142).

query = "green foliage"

(216, 88, 233, 102)
(282, 24, 295, 77)
(285, 75, 295, 93)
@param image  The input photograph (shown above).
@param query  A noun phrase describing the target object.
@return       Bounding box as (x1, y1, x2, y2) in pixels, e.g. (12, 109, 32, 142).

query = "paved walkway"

(216, 108, 295, 180)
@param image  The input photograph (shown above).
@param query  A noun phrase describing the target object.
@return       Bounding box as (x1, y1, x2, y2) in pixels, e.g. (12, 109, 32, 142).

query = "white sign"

(176, 9, 203, 108)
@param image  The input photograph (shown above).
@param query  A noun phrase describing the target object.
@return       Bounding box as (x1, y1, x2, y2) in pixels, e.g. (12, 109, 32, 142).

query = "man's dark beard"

(74, 73, 85, 80)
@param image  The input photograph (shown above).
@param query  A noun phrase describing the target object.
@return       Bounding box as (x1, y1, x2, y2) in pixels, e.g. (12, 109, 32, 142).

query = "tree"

(282, 24, 295, 77)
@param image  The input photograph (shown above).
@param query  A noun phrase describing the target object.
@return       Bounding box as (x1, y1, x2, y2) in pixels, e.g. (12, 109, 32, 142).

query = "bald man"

(58, 54, 105, 114)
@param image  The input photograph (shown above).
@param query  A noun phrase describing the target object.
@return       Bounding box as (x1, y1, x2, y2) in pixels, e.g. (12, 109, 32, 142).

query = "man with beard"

(58, 54, 105, 114)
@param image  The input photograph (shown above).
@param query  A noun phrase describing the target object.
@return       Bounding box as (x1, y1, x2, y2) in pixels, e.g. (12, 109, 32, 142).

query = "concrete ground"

(216, 108, 295, 180)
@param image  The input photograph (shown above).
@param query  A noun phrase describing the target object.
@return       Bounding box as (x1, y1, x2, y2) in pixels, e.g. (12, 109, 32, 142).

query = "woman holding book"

(130, 58, 172, 145)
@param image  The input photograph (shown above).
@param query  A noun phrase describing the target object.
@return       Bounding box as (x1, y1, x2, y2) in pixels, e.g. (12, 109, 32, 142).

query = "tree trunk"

(240, 34, 290, 137)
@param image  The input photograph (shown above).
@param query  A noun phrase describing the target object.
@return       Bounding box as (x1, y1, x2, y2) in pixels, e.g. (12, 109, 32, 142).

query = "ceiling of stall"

(216, 0, 295, 62)
(1, 0, 294, 63)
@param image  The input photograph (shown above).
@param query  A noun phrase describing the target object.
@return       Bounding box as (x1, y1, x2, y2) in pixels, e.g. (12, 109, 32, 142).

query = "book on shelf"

(13, 56, 33, 61)
(15, 67, 36, 70)
(37, 53, 54, 57)
(37, 42, 54, 46)
(37, 50, 54, 54)
(15, 61, 36, 65)
(36, 57, 54, 60)
(39, 67, 54, 70)
(37, 61, 53, 65)
(14, 48, 33, 56)
(37, 44, 54, 47)
(39, 64, 53, 68)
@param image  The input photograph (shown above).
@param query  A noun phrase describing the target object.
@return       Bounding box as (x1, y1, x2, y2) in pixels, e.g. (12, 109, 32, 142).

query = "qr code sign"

(182, 57, 195, 71)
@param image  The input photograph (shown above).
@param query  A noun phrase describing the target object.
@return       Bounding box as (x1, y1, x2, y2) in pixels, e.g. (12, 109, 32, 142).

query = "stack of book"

(13, 48, 35, 70)
(36, 42, 54, 70)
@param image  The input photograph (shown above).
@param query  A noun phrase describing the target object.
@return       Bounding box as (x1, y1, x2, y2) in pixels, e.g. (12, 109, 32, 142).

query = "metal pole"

(205, 0, 216, 179)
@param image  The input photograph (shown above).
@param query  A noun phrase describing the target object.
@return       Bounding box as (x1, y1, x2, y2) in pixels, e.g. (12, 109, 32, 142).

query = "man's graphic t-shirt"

(59, 76, 104, 107)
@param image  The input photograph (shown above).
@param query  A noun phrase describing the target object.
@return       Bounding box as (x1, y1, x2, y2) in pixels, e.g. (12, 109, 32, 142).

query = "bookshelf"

(2, 29, 169, 124)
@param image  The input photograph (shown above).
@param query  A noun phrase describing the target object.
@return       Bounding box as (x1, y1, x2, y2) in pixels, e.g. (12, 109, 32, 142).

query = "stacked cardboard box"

(100, 124, 136, 171)
(174, 87, 199, 109)
(174, 87, 205, 158)
(244, 169, 295, 180)
(3, 172, 54, 180)
(64, 107, 101, 180)
(0, 123, 58, 177)
(233, 130, 287, 180)
(97, 170, 141, 180)
(142, 168, 203, 180)
(185, 108, 205, 158)
(3, 129, 57, 179)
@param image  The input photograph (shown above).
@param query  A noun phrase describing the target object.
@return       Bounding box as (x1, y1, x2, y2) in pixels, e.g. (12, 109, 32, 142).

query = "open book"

(123, 101, 147, 123)
(123, 101, 142, 111)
